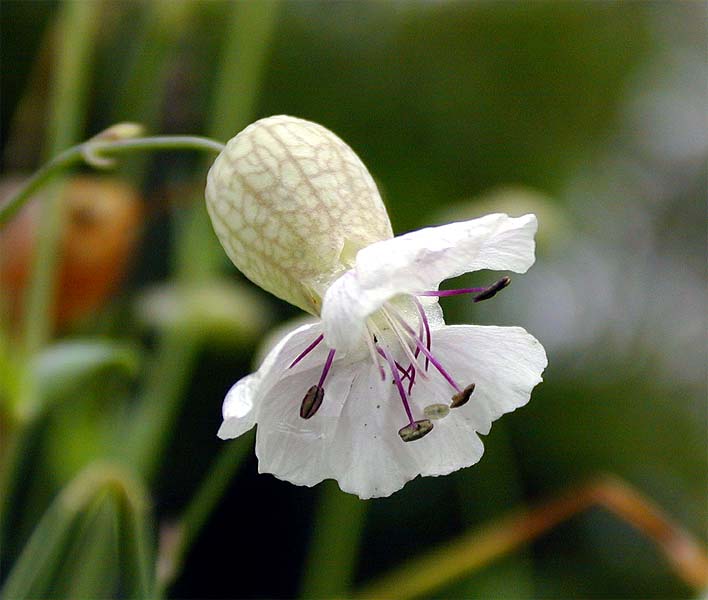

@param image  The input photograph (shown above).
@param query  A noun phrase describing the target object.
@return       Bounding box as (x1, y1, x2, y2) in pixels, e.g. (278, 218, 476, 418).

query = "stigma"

(286, 276, 511, 442)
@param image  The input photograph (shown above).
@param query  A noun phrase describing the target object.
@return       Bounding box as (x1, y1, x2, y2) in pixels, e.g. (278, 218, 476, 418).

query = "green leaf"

(1, 462, 154, 599)
(19, 339, 140, 422)
(53, 491, 120, 599)
(134, 279, 272, 347)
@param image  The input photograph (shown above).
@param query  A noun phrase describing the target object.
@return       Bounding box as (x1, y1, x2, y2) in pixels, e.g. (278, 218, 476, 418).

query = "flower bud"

(205, 115, 393, 314)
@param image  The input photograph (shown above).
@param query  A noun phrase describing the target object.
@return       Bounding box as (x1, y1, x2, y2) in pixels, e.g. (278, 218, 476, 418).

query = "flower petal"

(217, 374, 259, 439)
(322, 213, 537, 352)
(327, 363, 418, 498)
(217, 322, 322, 440)
(246, 323, 545, 498)
(255, 358, 360, 487)
(358, 213, 538, 287)
(325, 325, 545, 498)
(416, 324, 547, 437)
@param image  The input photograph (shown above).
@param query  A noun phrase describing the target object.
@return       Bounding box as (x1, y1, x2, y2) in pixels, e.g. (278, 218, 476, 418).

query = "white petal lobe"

(216, 322, 323, 440)
(323, 214, 537, 352)
(357, 213, 537, 290)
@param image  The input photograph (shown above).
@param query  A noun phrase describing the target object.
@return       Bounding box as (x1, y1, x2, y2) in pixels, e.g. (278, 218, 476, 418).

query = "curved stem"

(355, 474, 708, 599)
(20, 0, 100, 356)
(0, 135, 225, 227)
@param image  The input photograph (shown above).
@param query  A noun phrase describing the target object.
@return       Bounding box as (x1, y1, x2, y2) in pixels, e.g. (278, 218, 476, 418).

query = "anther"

(300, 385, 324, 419)
(473, 277, 511, 303)
(424, 403, 450, 420)
(398, 419, 434, 442)
(451, 383, 476, 408)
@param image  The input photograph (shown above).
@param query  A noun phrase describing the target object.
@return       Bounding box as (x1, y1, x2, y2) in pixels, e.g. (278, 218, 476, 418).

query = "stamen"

(451, 383, 476, 408)
(378, 341, 416, 428)
(300, 385, 324, 419)
(364, 323, 386, 381)
(406, 363, 416, 395)
(423, 403, 450, 420)
(298, 348, 335, 420)
(317, 348, 336, 389)
(376, 346, 414, 384)
(415, 277, 511, 302)
(473, 277, 511, 303)
(416, 287, 486, 297)
(289, 334, 324, 368)
(380, 306, 428, 381)
(412, 297, 431, 371)
(398, 419, 434, 442)
(387, 308, 463, 394)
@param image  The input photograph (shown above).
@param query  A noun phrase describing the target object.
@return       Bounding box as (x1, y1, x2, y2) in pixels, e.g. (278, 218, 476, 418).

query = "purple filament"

(394, 315, 463, 394)
(416, 287, 486, 297)
(406, 364, 416, 395)
(377, 347, 415, 384)
(289, 334, 324, 369)
(380, 344, 416, 427)
(412, 297, 432, 371)
(417, 278, 510, 303)
(317, 348, 337, 388)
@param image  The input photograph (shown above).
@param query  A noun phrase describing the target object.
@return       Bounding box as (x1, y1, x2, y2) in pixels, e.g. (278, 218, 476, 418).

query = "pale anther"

(424, 404, 450, 420)
(398, 419, 434, 442)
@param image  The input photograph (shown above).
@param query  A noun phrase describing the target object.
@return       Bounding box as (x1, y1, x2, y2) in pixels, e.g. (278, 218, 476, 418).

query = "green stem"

(123, 331, 198, 480)
(111, 0, 197, 183)
(174, 0, 281, 280)
(125, 0, 280, 479)
(0, 135, 225, 227)
(144, 3, 282, 592)
(21, 0, 100, 356)
(300, 482, 367, 599)
(1, 0, 99, 559)
(155, 430, 255, 595)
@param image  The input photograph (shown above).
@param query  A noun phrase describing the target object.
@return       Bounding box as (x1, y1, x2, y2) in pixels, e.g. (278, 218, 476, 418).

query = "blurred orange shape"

(0, 176, 143, 330)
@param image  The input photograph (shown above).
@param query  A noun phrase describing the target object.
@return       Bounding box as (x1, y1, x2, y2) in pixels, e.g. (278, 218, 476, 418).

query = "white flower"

(206, 115, 547, 499)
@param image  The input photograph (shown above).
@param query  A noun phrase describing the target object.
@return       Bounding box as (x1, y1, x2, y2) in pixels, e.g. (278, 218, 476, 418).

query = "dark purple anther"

(415, 277, 511, 302)
(300, 385, 324, 419)
(451, 383, 476, 408)
(298, 348, 336, 419)
(473, 277, 511, 303)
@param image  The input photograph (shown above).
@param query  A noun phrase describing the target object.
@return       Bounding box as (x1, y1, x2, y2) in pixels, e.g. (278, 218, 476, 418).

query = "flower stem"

(300, 481, 367, 599)
(19, 0, 100, 356)
(155, 430, 255, 595)
(0, 135, 225, 228)
(0, 0, 99, 559)
(355, 474, 708, 599)
(173, 0, 281, 281)
(122, 0, 280, 493)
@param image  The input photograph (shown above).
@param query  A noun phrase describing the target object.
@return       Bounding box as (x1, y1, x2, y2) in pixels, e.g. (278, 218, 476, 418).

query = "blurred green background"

(0, 1, 706, 598)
